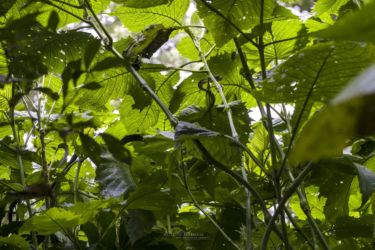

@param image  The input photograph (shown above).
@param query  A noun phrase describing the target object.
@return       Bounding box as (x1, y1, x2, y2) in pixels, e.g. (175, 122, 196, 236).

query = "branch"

(181, 160, 240, 250)
(261, 161, 314, 249)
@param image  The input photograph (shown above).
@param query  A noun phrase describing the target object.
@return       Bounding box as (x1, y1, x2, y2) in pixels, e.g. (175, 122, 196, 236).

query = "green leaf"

(79, 133, 103, 165)
(177, 101, 252, 144)
(309, 159, 355, 222)
(0, 0, 17, 17)
(124, 209, 155, 244)
(19, 207, 80, 235)
(196, 0, 275, 47)
(334, 215, 375, 239)
(101, 133, 132, 164)
(313, 0, 349, 23)
(113, 0, 189, 32)
(68, 199, 115, 224)
(256, 42, 375, 104)
(175, 121, 219, 140)
(175, 121, 242, 166)
(126, 185, 175, 213)
(0, 234, 29, 250)
(79, 82, 102, 90)
(84, 38, 102, 70)
(119, 95, 160, 133)
(96, 151, 136, 198)
(290, 64, 375, 164)
(355, 163, 375, 207)
(33, 87, 59, 100)
(114, 0, 170, 8)
(263, 20, 308, 61)
(314, 2, 375, 43)
(47, 10, 59, 32)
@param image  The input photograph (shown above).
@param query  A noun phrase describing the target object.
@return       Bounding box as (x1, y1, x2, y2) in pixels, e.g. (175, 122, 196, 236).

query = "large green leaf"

(355, 164, 375, 206)
(263, 19, 308, 61)
(309, 159, 355, 222)
(290, 64, 375, 164)
(76, 68, 129, 108)
(256, 42, 375, 104)
(79, 134, 136, 198)
(113, 0, 170, 8)
(196, 0, 275, 47)
(175, 121, 242, 166)
(113, 0, 189, 32)
(314, 2, 375, 43)
(19, 207, 80, 235)
(96, 151, 136, 198)
(177, 101, 252, 144)
(68, 199, 115, 224)
(126, 186, 176, 213)
(334, 215, 375, 239)
(124, 209, 156, 244)
(313, 0, 350, 24)
(119, 95, 161, 133)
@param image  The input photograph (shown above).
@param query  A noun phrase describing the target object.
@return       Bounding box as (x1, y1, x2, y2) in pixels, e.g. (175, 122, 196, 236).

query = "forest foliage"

(0, 0, 375, 249)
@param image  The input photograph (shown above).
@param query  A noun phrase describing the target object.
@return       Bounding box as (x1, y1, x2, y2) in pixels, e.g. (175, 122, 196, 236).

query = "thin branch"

(181, 160, 240, 250)
(298, 187, 329, 249)
(261, 161, 314, 249)
(52, 0, 84, 9)
(284, 207, 315, 249)
(258, 0, 290, 246)
(193, 139, 284, 241)
(283, 110, 329, 249)
(83, 0, 113, 47)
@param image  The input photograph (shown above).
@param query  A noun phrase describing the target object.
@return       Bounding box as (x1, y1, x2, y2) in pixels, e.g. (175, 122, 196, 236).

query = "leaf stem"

(263, 35, 308, 47)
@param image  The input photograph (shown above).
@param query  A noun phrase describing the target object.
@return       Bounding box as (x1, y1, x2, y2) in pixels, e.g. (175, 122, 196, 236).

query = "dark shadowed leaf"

(124, 209, 156, 244)
(175, 121, 219, 140)
(34, 87, 59, 100)
(96, 152, 136, 198)
(355, 164, 375, 207)
(47, 10, 59, 32)
(79, 82, 102, 90)
(0, 234, 29, 250)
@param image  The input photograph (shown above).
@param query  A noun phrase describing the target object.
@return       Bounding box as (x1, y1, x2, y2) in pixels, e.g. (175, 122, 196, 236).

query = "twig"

(261, 161, 314, 249)
(181, 160, 240, 250)
(284, 207, 315, 249)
